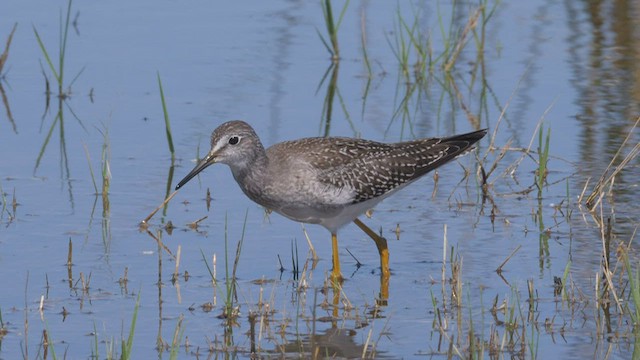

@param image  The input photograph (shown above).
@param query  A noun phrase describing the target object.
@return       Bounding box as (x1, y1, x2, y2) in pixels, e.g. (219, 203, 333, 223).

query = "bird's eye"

(228, 136, 240, 145)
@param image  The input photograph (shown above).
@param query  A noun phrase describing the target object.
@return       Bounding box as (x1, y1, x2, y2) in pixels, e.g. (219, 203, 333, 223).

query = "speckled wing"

(316, 129, 487, 203)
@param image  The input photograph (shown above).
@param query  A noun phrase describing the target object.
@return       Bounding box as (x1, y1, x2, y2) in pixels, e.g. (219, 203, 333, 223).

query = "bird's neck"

(230, 149, 269, 202)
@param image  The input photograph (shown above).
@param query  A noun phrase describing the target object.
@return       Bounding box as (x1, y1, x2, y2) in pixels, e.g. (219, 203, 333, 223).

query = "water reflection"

(568, 1, 640, 172)
(2, 0, 640, 358)
(0, 82, 16, 134)
(31, 0, 91, 212)
(138, 220, 389, 358)
(279, 327, 366, 358)
(319, 62, 337, 136)
(267, 285, 385, 358)
(35, 95, 77, 209)
(0, 23, 17, 134)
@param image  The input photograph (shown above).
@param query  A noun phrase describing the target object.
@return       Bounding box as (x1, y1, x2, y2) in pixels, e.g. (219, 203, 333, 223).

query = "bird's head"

(175, 120, 262, 190)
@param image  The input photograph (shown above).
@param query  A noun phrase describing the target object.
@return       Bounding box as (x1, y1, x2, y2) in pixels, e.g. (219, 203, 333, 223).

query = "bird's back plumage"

(266, 129, 487, 205)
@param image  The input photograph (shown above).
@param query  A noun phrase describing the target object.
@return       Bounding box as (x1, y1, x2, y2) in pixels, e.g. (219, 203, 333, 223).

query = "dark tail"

(413, 128, 487, 178)
(443, 128, 488, 146)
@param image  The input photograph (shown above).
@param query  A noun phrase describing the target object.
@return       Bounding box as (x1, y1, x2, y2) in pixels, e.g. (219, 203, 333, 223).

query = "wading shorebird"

(176, 120, 486, 281)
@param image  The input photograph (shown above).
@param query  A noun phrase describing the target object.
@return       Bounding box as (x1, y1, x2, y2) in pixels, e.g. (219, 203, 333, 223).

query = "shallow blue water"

(1, 1, 639, 359)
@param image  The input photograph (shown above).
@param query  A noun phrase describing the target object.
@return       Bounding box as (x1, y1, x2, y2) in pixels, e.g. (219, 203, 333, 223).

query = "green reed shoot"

(399, 6, 430, 77)
(585, 116, 640, 209)
(536, 125, 550, 194)
(121, 293, 140, 359)
(359, 10, 373, 120)
(469, 0, 499, 73)
(33, 0, 83, 97)
(91, 322, 99, 359)
(383, 7, 427, 137)
(157, 73, 175, 159)
(41, 323, 58, 360)
(33, 108, 59, 172)
(230, 211, 248, 316)
(82, 143, 99, 194)
(435, 1, 454, 68)
(622, 247, 640, 325)
(442, 6, 481, 73)
(33, 0, 86, 176)
(633, 336, 640, 360)
(560, 260, 571, 303)
(169, 315, 184, 360)
(385, 7, 413, 80)
(318, 0, 349, 61)
(97, 126, 111, 199)
(200, 249, 216, 285)
(504, 290, 518, 339)
(105, 337, 116, 359)
(211, 211, 248, 320)
(223, 213, 232, 316)
(360, 12, 372, 78)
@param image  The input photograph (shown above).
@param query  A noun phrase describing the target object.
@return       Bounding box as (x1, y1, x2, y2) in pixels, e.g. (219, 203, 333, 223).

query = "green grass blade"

(321, 0, 335, 39)
(68, 65, 86, 88)
(157, 72, 175, 158)
(44, 321, 58, 360)
(200, 249, 215, 281)
(92, 322, 99, 359)
(560, 260, 571, 302)
(333, 0, 350, 31)
(169, 315, 184, 360)
(34, 112, 60, 172)
(64, 99, 87, 132)
(623, 251, 640, 324)
(316, 28, 334, 57)
(58, 0, 73, 84)
(224, 213, 231, 310)
(122, 292, 140, 359)
(33, 26, 60, 83)
(231, 209, 248, 282)
(82, 143, 98, 194)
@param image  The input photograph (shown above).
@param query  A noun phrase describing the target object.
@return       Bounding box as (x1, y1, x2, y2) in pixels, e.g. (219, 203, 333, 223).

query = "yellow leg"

(331, 233, 343, 282)
(378, 274, 389, 306)
(332, 279, 341, 321)
(353, 218, 390, 278)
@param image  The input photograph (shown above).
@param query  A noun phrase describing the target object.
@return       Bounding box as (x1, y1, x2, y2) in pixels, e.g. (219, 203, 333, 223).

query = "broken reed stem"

(301, 225, 318, 262)
(585, 116, 640, 209)
(496, 244, 522, 274)
(483, 63, 531, 162)
(506, 102, 556, 175)
(577, 177, 590, 204)
(173, 245, 181, 281)
(188, 216, 208, 230)
(598, 203, 624, 314)
(441, 224, 448, 312)
(141, 190, 178, 225)
(145, 229, 174, 259)
(443, 7, 481, 72)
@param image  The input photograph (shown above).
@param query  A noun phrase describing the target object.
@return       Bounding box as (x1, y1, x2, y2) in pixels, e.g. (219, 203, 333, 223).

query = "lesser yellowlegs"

(176, 120, 486, 280)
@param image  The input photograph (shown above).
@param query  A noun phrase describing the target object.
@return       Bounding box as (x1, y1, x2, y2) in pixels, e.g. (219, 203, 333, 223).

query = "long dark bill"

(175, 155, 215, 190)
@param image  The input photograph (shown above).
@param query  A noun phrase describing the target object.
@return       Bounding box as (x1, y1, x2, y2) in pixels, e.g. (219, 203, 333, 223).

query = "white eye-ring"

(228, 136, 240, 145)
